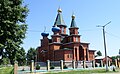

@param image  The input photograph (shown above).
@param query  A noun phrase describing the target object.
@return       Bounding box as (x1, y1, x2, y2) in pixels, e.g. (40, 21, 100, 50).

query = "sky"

(23, 0, 120, 57)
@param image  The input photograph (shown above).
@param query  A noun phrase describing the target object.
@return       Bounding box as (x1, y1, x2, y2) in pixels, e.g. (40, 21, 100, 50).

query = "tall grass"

(0, 67, 13, 74)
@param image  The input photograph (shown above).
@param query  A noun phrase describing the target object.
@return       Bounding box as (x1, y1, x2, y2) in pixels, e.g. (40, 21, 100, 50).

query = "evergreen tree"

(95, 50, 102, 57)
(0, 0, 28, 64)
(97, 51, 102, 56)
(26, 48, 36, 65)
(119, 49, 120, 55)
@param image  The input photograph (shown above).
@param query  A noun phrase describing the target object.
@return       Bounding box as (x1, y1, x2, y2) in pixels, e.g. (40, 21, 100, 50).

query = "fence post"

(92, 60, 95, 68)
(100, 60, 103, 67)
(30, 60, 34, 72)
(118, 59, 120, 68)
(83, 60, 86, 68)
(115, 59, 117, 67)
(72, 60, 75, 69)
(108, 60, 111, 67)
(47, 60, 50, 71)
(14, 61, 18, 74)
(60, 60, 63, 71)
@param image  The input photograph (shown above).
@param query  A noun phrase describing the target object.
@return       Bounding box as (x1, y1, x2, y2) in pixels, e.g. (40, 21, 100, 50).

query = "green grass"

(0, 67, 14, 74)
(46, 69, 118, 74)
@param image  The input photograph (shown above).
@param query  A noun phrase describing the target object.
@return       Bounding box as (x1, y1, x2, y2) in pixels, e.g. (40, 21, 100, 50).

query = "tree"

(119, 49, 120, 55)
(95, 50, 102, 57)
(16, 47, 26, 66)
(0, 0, 28, 64)
(26, 48, 36, 65)
(2, 57, 10, 65)
(97, 51, 102, 56)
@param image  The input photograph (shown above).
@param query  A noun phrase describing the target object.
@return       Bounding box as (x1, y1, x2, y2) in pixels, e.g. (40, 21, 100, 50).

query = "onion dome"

(57, 8, 62, 13)
(52, 26, 60, 32)
(72, 14, 75, 19)
(41, 32, 49, 37)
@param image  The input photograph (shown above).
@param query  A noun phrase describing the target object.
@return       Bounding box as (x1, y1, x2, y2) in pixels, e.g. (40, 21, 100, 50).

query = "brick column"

(83, 60, 86, 68)
(30, 60, 34, 72)
(47, 60, 50, 71)
(100, 60, 103, 67)
(92, 60, 95, 68)
(60, 60, 63, 71)
(14, 61, 18, 74)
(72, 60, 75, 69)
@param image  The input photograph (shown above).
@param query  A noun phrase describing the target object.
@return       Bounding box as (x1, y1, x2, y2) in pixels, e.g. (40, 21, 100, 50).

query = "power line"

(27, 28, 99, 33)
(80, 29, 99, 31)
(27, 30, 51, 33)
(106, 31, 120, 39)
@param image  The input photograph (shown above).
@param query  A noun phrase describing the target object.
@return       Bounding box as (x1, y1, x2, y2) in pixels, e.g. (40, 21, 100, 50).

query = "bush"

(50, 66, 55, 69)
(63, 65, 68, 69)
(36, 64, 40, 70)
(86, 65, 88, 68)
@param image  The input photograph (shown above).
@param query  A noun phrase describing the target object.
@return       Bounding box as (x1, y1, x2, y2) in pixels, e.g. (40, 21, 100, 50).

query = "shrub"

(36, 64, 40, 70)
(63, 65, 68, 69)
(50, 66, 55, 69)
(86, 65, 88, 68)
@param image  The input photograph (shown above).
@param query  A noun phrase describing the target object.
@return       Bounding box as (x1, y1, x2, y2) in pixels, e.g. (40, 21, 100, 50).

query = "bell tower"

(69, 14, 79, 35)
(53, 8, 67, 35)
(68, 14, 80, 42)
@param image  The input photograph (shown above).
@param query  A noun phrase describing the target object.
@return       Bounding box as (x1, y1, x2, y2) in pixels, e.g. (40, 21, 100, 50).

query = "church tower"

(66, 14, 81, 61)
(51, 8, 67, 43)
(69, 14, 79, 35)
(68, 14, 80, 42)
(53, 8, 67, 35)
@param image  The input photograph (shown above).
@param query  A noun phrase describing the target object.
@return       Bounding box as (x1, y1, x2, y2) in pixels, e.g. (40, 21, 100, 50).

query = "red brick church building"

(37, 8, 95, 62)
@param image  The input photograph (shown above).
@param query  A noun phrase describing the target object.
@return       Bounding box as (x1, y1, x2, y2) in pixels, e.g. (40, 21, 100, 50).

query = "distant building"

(95, 56, 112, 66)
(37, 8, 96, 62)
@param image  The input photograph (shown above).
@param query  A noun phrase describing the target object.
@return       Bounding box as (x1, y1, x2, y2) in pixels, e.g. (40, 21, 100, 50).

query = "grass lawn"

(46, 69, 119, 74)
(0, 67, 14, 74)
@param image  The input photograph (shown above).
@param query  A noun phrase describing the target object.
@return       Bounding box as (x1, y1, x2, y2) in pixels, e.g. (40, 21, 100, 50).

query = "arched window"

(70, 37, 72, 42)
(57, 38, 60, 43)
(61, 27, 64, 34)
(76, 37, 78, 42)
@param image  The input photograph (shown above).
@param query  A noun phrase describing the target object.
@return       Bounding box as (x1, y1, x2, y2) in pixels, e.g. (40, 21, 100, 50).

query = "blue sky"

(23, 0, 120, 56)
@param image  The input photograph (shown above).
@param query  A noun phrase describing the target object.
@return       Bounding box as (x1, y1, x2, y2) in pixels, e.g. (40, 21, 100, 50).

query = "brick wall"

(89, 51, 95, 61)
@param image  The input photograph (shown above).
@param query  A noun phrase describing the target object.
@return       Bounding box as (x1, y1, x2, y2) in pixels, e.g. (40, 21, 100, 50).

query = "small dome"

(41, 32, 49, 37)
(58, 8, 62, 13)
(72, 14, 75, 19)
(52, 26, 60, 32)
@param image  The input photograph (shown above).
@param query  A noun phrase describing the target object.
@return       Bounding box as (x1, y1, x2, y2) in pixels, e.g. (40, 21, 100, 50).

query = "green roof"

(54, 8, 66, 27)
(70, 15, 78, 28)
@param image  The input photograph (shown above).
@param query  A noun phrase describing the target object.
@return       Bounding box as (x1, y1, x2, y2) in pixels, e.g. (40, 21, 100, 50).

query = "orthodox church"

(37, 8, 95, 62)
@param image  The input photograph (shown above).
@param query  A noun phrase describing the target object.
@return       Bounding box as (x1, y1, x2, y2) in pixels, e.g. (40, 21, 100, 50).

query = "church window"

(73, 30, 75, 34)
(76, 37, 78, 42)
(67, 54, 69, 58)
(57, 38, 60, 43)
(70, 37, 72, 42)
(70, 31, 72, 35)
(61, 27, 64, 33)
(67, 54, 72, 58)
(70, 54, 72, 58)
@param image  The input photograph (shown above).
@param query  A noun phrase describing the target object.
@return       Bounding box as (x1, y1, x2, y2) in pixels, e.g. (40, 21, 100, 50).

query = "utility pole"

(97, 21, 111, 71)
